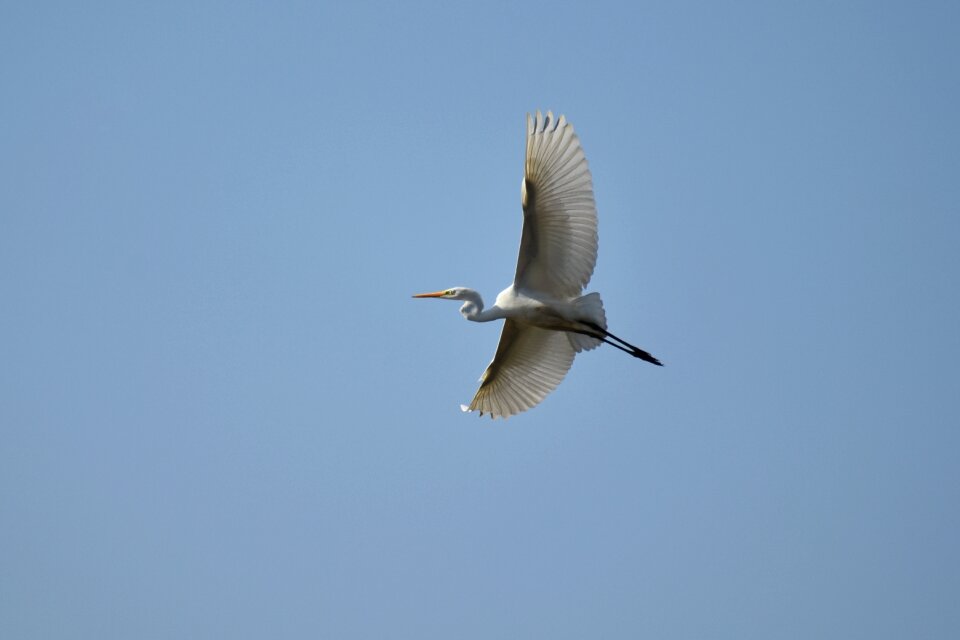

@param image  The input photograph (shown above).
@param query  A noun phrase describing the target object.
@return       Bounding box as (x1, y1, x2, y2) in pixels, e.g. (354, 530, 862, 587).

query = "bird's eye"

(445, 290, 454, 296)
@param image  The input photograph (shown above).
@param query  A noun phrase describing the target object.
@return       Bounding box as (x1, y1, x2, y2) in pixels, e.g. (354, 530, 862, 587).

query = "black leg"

(581, 322, 663, 366)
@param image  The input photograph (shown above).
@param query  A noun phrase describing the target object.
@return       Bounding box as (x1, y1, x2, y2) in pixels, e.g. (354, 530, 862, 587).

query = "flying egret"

(414, 111, 661, 419)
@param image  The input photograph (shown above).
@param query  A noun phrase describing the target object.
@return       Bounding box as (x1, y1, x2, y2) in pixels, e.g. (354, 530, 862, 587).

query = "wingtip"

(529, 109, 572, 135)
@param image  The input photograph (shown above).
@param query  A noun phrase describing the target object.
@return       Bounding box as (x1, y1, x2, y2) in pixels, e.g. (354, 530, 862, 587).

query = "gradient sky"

(2, 1, 959, 638)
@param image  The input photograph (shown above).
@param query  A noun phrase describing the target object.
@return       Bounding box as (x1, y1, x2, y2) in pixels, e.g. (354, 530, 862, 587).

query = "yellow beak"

(412, 290, 447, 298)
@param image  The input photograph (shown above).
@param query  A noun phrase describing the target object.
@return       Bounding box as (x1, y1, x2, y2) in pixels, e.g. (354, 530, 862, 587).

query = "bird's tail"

(567, 292, 606, 352)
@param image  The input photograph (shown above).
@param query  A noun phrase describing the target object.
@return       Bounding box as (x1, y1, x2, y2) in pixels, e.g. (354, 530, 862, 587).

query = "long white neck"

(458, 289, 504, 322)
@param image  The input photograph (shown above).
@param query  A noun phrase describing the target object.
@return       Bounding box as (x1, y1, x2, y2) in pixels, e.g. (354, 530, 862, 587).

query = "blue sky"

(2, 1, 958, 638)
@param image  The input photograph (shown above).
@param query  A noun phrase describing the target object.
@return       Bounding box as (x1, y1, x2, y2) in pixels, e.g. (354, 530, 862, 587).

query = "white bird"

(414, 111, 661, 418)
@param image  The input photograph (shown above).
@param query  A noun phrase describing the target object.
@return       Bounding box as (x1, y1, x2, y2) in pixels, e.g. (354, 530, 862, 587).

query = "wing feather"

(467, 319, 577, 419)
(515, 111, 598, 298)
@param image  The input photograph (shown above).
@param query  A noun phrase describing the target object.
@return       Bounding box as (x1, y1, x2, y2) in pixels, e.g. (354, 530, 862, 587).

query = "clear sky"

(2, 1, 958, 638)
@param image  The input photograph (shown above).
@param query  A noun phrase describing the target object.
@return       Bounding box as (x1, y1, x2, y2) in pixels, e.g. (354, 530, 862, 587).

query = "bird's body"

(455, 285, 594, 329)
(415, 111, 661, 418)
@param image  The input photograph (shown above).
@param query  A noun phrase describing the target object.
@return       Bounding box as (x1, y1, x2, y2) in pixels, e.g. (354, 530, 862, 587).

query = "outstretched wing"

(465, 319, 577, 419)
(514, 111, 598, 298)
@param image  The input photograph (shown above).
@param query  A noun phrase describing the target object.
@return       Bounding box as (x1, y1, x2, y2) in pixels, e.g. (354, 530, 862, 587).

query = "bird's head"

(412, 287, 471, 301)
(413, 287, 486, 319)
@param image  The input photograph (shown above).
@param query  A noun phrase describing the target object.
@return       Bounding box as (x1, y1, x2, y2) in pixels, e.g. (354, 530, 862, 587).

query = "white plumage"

(414, 111, 661, 418)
